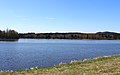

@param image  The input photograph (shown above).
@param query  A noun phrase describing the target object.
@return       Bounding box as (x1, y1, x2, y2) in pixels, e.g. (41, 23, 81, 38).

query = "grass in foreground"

(1, 55, 120, 75)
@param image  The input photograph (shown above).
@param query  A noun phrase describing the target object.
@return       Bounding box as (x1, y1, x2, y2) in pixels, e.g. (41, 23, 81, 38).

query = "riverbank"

(1, 54, 120, 75)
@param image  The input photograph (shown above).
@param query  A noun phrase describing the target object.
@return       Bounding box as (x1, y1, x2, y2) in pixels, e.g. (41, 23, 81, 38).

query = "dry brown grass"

(1, 55, 120, 75)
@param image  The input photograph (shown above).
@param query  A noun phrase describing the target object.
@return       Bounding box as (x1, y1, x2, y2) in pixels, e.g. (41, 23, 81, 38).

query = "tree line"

(0, 29, 120, 40)
(0, 29, 19, 41)
(19, 32, 120, 40)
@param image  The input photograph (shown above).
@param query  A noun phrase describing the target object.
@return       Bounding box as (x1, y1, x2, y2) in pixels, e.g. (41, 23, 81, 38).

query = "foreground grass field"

(1, 55, 120, 75)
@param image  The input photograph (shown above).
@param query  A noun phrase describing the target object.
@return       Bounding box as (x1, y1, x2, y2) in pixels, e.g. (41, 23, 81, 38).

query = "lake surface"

(0, 39, 120, 71)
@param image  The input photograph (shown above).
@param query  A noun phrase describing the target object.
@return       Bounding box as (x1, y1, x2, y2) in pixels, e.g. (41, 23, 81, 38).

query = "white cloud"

(16, 15, 24, 18)
(16, 15, 29, 21)
(22, 18, 29, 21)
(45, 17, 56, 20)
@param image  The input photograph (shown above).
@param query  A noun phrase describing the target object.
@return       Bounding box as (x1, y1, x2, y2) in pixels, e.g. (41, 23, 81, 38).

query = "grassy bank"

(1, 55, 120, 75)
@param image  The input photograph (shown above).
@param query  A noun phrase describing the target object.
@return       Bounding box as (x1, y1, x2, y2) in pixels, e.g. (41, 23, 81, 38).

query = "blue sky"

(0, 0, 120, 33)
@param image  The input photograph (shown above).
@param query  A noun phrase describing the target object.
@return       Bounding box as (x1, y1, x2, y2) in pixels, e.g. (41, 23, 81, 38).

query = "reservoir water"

(0, 39, 120, 71)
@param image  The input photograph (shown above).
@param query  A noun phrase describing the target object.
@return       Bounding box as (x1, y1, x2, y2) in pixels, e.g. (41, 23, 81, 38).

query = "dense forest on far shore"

(0, 29, 120, 40)
(19, 32, 120, 40)
(0, 29, 19, 41)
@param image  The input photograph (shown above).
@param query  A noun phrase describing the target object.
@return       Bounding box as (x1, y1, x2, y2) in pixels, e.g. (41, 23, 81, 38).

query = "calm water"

(0, 39, 120, 71)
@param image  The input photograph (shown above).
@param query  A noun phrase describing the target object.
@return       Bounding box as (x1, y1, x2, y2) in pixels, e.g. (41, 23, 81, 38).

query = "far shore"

(0, 39, 18, 41)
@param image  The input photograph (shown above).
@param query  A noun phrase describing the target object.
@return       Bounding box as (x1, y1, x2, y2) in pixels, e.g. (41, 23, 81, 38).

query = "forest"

(0, 29, 120, 40)
(0, 29, 19, 41)
(19, 32, 120, 40)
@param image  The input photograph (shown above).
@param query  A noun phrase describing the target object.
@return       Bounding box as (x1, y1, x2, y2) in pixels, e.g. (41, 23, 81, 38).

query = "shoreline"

(1, 54, 120, 75)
